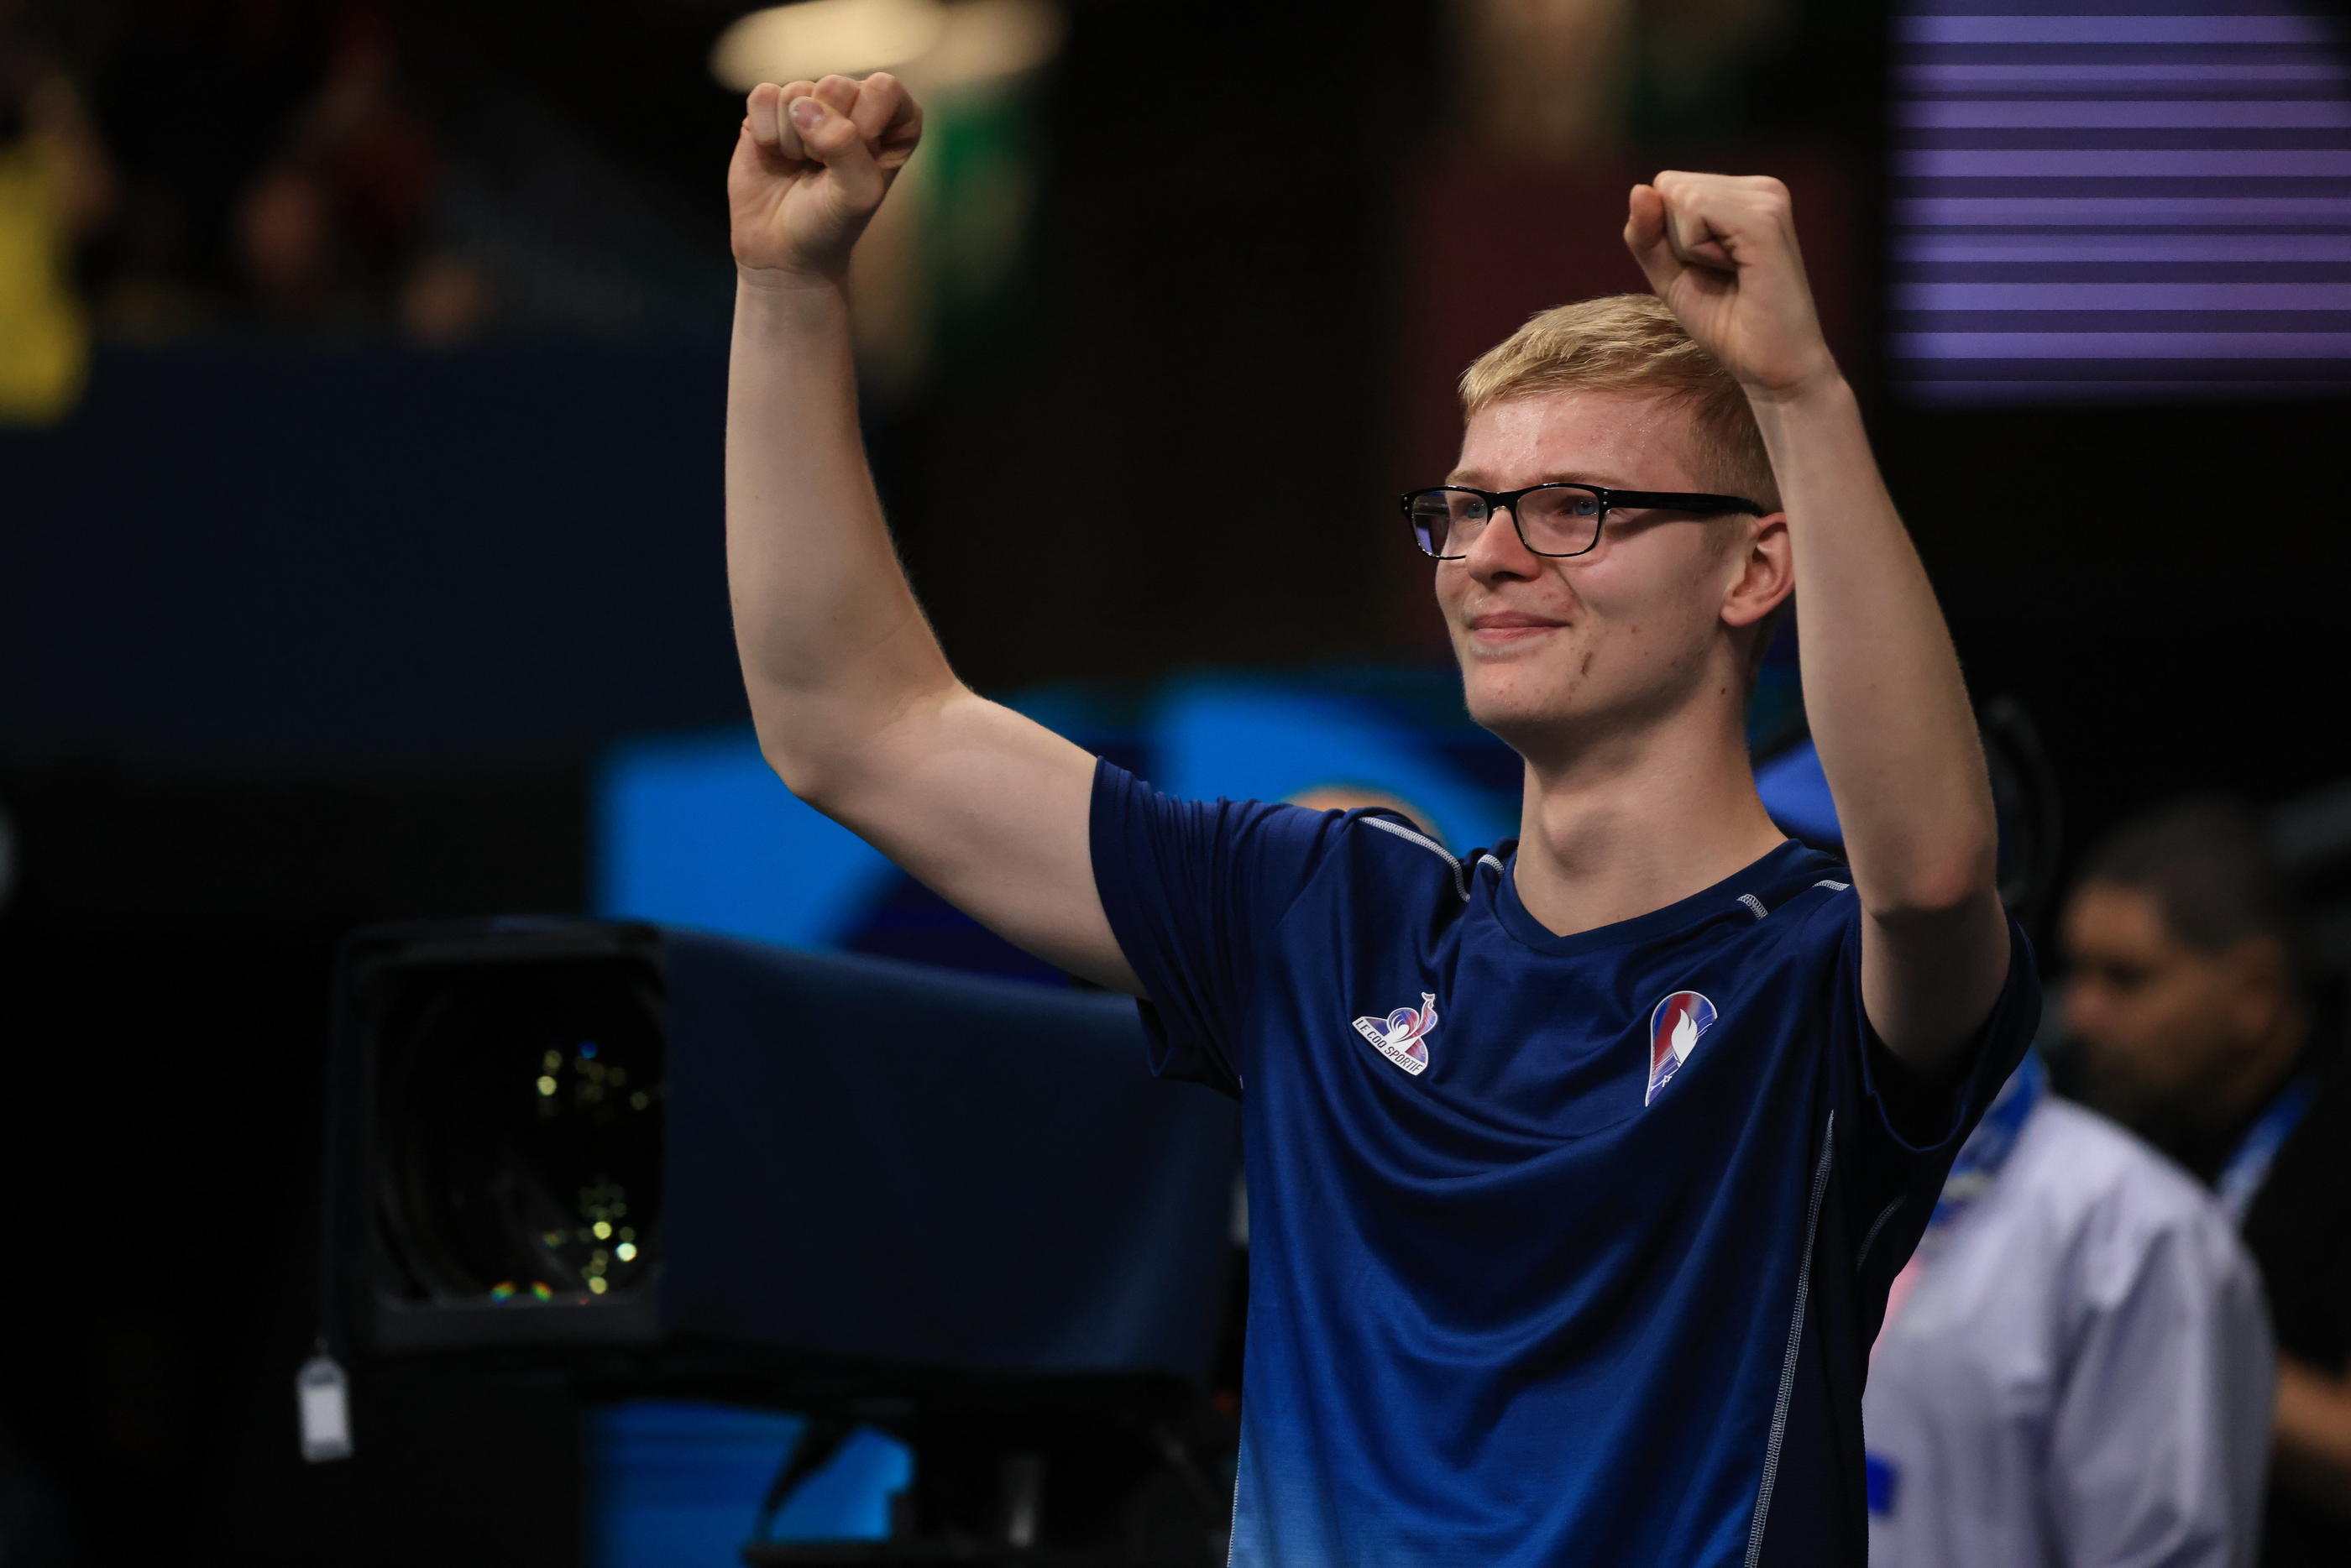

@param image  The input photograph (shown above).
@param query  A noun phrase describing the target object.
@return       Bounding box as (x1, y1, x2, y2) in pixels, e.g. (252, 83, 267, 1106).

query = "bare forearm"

(1625, 173, 2006, 1062)
(725, 273, 960, 794)
(1749, 377, 1996, 915)
(2275, 1356, 2351, 1515)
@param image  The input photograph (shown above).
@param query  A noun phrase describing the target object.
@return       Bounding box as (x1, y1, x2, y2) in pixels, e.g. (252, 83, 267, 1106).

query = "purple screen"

(1892, 3, 2351, 402)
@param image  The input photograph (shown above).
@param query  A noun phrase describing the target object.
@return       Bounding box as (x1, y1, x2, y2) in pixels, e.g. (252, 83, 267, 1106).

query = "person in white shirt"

(1863, 1053, 2275, 1566)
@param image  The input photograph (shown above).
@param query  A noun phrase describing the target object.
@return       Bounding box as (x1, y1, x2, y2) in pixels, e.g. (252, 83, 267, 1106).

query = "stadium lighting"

(711, 0, 1064, 94)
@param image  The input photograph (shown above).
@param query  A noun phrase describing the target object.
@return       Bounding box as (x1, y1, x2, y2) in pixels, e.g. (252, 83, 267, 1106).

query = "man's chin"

(1462, 681, 1569, 743)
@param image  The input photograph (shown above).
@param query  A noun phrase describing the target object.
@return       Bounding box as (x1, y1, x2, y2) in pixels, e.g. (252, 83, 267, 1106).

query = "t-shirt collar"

(1491, 838, 1815, 957)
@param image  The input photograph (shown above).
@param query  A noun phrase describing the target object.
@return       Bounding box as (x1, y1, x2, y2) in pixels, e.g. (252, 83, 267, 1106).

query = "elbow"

(745, 674, 965, 814)
(750, 713, 846, 810)
(759, 736, 845, 812)
(741, 685, 873, 809)
(763, 750, 825, 807)
(1862, 839, 2000, 927)
(752, 684, 957, 812)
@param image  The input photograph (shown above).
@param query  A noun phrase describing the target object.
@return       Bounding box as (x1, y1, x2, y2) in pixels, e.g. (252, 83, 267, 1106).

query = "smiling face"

(1435, 389, 1783, 760)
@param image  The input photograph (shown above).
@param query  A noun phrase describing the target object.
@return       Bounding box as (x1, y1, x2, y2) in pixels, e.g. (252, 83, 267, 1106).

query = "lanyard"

(2214, 1072, 2316, 1227)
(1929, 1051, 2045, 1235)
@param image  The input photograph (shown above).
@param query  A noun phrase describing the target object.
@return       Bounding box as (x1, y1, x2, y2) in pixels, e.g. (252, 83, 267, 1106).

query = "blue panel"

(0, 343, 741, 766)
(587, 1401, 909, 1565)
(1154, 677, 1518, 853)
(592, 727, 896, 948)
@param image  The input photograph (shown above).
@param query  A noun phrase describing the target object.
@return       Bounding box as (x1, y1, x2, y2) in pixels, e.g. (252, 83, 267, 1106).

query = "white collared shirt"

(1864, 1095, 2275, 1568)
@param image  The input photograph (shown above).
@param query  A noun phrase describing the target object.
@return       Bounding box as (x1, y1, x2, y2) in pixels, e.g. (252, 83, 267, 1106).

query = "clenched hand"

(729, 72, 924, 288)
(1623, 173, 1839, 402)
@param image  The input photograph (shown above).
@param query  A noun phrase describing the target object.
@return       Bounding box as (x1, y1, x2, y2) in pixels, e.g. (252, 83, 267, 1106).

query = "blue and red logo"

(1353, 991, 1438, 1076)
(1645, 990, 1717, 1104)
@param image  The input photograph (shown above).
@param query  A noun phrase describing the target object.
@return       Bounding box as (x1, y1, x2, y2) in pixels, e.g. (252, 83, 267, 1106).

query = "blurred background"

(3, 0, 2349, 1563)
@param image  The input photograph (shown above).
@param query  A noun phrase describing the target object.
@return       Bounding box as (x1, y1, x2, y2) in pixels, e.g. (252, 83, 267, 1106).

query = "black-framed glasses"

(1400, 483, 1765, 560)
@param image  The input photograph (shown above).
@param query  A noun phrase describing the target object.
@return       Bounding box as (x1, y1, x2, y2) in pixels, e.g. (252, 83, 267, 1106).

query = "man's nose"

(1463, 504, 1538, 578)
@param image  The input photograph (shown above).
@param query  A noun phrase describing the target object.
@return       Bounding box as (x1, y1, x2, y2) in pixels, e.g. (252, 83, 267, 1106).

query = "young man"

(725, 73, 2036, 1567)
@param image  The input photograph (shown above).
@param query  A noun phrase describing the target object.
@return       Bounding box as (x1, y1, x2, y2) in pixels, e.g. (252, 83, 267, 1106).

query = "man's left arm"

(1626, 174, 2011, 1074)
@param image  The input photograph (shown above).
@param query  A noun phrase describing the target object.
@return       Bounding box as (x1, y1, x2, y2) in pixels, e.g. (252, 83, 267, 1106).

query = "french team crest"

(1645, 990, 1717, 1105)
(1354, 992, 1438, 1076)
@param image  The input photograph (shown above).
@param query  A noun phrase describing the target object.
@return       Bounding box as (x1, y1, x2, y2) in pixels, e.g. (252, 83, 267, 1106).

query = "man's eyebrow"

(1441, 470, 1641, 489)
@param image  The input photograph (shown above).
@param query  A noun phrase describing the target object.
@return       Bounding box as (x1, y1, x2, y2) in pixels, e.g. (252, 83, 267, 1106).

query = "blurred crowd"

(0, 0, 458, 421)
(0, 0, 732, 423)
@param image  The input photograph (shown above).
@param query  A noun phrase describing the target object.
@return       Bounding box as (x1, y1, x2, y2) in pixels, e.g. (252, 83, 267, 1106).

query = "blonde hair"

(1458, 294, 1778, 513)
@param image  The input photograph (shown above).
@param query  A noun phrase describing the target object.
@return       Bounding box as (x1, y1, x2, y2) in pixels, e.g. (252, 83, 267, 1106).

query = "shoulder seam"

(1357, 813, 1487, 902)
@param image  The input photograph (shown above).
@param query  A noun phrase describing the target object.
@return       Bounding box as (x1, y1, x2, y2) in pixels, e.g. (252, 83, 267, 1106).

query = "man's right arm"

(725, 74, 1138, 993)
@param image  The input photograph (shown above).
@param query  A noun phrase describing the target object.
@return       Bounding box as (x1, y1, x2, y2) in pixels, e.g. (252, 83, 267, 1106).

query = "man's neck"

(2172, 1021, 2313, 1183)
(1508, 705, 1790, 939)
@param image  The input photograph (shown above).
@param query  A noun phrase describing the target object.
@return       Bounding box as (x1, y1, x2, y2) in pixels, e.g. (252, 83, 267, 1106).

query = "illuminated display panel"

(1892, 3, 2351, 402)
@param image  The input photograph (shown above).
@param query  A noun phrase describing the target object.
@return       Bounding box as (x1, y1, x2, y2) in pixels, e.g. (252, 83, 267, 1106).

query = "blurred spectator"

(0, 0, 113, 423)
(1863, 1051, 2274, 1565)
(91, 0, 445, 338)
(9, 0, 743, 348)
(2062, 798, 2351, 1565)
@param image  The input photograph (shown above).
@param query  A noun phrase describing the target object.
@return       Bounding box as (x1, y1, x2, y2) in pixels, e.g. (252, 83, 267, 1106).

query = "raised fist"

(1623, 172, 1838, 400)
(729, 72, 923, 286)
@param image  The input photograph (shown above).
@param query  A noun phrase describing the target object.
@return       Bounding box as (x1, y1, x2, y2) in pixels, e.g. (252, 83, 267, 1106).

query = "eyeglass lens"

(1408, 487, 1604, 558)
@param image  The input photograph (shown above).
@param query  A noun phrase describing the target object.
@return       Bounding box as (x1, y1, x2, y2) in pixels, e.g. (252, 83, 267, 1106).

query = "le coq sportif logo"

(1354, 992, 1439, 1076)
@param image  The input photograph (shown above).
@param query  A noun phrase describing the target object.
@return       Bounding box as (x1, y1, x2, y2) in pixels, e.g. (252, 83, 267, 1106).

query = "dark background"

(2, 1, 2347, 1563)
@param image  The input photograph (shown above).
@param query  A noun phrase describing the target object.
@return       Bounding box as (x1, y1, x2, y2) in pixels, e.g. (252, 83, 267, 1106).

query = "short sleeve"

(1813, 896, 2043, 1278)
(1090, 758, 1347, 1096)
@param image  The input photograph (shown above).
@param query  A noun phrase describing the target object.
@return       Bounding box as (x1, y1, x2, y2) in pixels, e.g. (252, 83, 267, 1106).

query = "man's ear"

(1721, 511, 1793, 630)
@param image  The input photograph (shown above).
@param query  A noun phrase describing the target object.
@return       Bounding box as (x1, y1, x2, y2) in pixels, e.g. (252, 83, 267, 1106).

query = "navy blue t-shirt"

(1090, 760, 2039, 1568)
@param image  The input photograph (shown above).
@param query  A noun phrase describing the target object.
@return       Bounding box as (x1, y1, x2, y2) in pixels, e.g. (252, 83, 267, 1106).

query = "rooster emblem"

(1353, 991, 1439, 1076)
(1645, 990, 1718, 1105)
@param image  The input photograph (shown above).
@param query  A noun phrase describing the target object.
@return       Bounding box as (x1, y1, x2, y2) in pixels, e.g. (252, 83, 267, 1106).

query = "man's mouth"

(1464, 611, 1568, 646)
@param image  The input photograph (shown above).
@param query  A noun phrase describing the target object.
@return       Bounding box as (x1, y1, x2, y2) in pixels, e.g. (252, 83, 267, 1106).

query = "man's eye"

(2085, 961, 2149, 991)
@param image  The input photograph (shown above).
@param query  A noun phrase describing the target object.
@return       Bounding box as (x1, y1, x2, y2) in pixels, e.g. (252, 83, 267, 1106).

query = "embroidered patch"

(1353, 992, 1438, 1076)
(1645, 990, 1718, 1104)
